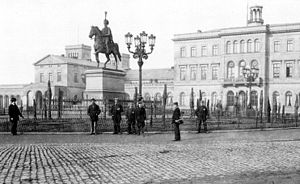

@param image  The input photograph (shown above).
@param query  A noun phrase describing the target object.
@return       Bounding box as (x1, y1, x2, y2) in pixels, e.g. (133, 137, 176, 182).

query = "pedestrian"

(87, 98, 101, 135)
(195, 101, 209, 133)
(8, 97, 24, 135)
(172, 102, 182, 141)
(125, 102, 136, 134)
(110, 98, 123, 134)
(135, 101, 146, 136)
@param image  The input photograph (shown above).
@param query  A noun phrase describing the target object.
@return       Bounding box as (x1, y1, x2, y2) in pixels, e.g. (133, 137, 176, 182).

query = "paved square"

(0, 129, 300, 183)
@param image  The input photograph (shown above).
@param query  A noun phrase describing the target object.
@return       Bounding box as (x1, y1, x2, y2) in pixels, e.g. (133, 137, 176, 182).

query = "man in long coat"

(87, 98, 101, 135)
(195, 101, 209, 133)
(172, 102, 181, 141)
(135, 102, 146, 136)
(110, 98, 123, 134)
(125, 103, 136, 134)
(9, 97, 24, 135)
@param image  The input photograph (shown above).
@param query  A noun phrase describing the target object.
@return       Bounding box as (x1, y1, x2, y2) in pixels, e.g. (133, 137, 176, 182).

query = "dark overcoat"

(110, 104, 123, 121)
(88, 103, 101, 121)
(195, 105, 208, 121)
(135, 107, 146, 123)
(172, 107, 181, 124)
(9, 104, 23, 121)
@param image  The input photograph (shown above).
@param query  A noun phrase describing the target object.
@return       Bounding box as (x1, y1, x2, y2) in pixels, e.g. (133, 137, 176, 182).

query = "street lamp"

(125, 31, 156, 100)
(242, 66, 259, 109)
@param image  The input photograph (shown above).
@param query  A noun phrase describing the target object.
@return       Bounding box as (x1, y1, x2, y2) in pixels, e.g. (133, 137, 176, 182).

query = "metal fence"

(0, 98, 298, 132)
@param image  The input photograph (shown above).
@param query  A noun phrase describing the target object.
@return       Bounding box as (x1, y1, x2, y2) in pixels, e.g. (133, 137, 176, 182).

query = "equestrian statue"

(89, 12, 121, 69)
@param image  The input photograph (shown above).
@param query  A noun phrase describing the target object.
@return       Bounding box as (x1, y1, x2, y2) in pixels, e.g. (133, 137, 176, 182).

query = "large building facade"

(173, 6, 300, 113)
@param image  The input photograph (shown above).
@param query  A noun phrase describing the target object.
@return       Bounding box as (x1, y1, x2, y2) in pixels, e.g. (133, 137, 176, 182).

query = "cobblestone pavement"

(0, 129, 300, 183)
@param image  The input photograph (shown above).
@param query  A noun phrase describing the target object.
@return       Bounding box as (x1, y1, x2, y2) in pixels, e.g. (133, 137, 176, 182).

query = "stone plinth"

(84, 68, 126, 100)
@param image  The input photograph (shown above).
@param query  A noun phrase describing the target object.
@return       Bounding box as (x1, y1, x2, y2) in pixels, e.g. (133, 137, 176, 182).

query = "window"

(212, 45, 218, 56)
(274, 41, 280, 52)
(254, 39, 260, 52)
(211, 92, 217, 106)
(240, 40, 245, 53)
(180, 66, 186, 80)
(227, 91, 234, 106)
(227, 61, 235, 79)
(226, 41, 231, 54)
(272, 91, 280, 105)
(57, 64, 61, 67)
(180, 47, 186, 57)
(201, 46, 207, 56)
(190, 65, 197, 80)
(233, 41, 238, 53)
(155, 93, 161, 101)
(287, 40, 293, 52)
(251, 60, 259, 69)
(200, 65, 207, 80)
(273, 63, 280, 78)
(49, 65, 52, 68)
(286, 62, 293, 78)
(179, 92, 185, 106)
(57, 72, 62, 82)
(212, 65, 219, 80)
(74, 73, 78, 83)
(285, 91, 292, 106)
(48, 73, 53, 82)
(40, 73, 44, 83)
(191, 47, 196, 57)
(250, 91, 258, 106)
(239, 60, 246, 77)
(247, 39, 252, 52)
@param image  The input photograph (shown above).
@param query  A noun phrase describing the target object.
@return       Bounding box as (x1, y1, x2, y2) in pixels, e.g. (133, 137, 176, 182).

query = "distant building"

(173, 5, 300, 112)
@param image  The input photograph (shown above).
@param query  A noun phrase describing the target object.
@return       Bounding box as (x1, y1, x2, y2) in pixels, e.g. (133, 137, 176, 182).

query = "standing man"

(135, 101, 146, 136)
(195, 101, 209, 133)
(87, 98, 101, 135)
(110, 98, 123, 134)
(172, 102, 181, 141)
(9, 97, 24, 135)
(102, 12, 113, 54)
(125, 103, 136, 134)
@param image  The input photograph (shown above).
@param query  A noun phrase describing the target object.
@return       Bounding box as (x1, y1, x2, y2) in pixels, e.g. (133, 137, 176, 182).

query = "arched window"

(16, 95, 21, 106)
(251, 60, 259, 69)
(0, 95, 3, 109)
(233, 41, 238, 53)
(144, 93, 151, 101)
(211, 92, 217, 106)
(226, 41, 231, 54)
(239, 60, 246, 77)
(125, 93, 131, 100)
(4, 95, 9, 108)
(227, 91, 234, 106)
(250, 91, 258, 107)
(238, 91, 246, 108)
(240, 40, 245, 53)
(167, 92, 173, 105)
(247, 39, 252, 52)
(179, 92, 185, 106)
(272, 91, 280, 105)
(227, 61, 235, 79)
(285, 91, 292, 106)
(254, 39, 260, 52)
(155, 93, 161, 101)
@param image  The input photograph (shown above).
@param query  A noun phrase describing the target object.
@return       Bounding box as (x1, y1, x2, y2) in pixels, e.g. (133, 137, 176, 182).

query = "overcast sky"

(1, 0, 300, 84)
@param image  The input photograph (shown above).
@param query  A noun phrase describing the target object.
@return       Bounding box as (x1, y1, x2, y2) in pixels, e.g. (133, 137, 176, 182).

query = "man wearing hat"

(110, 98, 123, 134)
(87, 98, 101, 135)
(135, 101, 146, 136)
(172, 102, 181, 141)
(8, 97, 24, 135)
(195, 101, 209, 133)
(102, 12, 113, 54)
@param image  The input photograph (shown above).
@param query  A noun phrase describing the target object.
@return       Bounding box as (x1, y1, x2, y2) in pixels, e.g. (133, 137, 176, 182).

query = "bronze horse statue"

(89, 26, 121, 69)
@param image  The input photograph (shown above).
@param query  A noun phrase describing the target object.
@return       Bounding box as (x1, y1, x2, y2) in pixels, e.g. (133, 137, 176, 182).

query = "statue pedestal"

(83, 68, 126, 100)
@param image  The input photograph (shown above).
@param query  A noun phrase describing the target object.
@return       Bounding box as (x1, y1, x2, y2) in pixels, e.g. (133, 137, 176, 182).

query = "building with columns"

(173, 5, 300, 113)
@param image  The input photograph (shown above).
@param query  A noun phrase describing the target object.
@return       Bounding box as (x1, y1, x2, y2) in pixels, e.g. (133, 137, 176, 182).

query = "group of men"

(87, 98, 147, 136)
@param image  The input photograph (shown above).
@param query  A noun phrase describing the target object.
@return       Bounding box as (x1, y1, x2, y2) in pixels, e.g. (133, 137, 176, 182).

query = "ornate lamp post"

(242, 66, 259, 109)
(125, 31, 156, 100)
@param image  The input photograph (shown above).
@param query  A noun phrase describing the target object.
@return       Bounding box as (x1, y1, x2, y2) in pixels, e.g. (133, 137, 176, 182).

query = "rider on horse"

(102, 13, 113, 54)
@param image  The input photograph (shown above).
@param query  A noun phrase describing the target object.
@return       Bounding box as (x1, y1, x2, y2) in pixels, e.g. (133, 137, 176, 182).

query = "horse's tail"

(115, 43, 122, 61)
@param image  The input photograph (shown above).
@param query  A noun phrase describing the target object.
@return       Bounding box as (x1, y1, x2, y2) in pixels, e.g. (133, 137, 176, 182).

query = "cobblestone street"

(0, 129, 300, 183)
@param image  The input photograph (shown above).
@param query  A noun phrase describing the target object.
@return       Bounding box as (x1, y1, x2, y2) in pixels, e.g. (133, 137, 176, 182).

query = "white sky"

(1, 0, 300, 84)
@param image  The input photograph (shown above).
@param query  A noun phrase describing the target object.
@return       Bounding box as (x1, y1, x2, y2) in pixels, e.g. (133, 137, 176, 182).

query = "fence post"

(162, 84, 167, 129)
(104, 98, 107, 120)
(33, 99, 37, 120)
(150, 100, 153, 127)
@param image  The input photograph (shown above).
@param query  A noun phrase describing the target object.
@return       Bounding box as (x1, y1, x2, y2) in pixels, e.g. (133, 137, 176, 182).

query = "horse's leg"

(95, 52, 100, 68)
(112, 53, 118, 70)
(104, 53, 110, 68)
(114, 44, 122, 61)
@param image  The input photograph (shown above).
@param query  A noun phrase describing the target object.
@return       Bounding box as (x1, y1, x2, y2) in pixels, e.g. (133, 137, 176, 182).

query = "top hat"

(11, 97, 16, 102)
(173, 102, 178, 106)
(91, 98, 96, 101)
